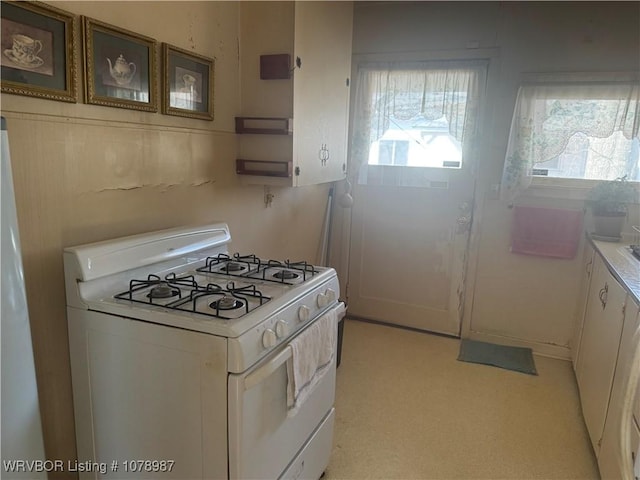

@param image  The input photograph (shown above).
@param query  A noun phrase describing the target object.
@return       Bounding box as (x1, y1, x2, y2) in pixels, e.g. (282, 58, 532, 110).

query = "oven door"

(228, 303, 343, 480)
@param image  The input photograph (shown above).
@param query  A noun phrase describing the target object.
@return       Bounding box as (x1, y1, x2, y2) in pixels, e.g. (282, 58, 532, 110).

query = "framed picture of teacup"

(1, 1, 77, 102)
(162, 43, 214, 121)
(83, 17, 158, 112)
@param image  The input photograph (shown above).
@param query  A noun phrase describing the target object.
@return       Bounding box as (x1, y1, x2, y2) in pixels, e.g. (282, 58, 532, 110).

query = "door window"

(350, 60, 486, 187)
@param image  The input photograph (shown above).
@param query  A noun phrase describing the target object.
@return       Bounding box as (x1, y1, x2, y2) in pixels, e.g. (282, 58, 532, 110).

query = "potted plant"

(585, 176, 637, 240)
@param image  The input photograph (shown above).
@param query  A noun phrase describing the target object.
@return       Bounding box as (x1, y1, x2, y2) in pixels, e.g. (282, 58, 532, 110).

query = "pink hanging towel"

(510, 206, 584, 259)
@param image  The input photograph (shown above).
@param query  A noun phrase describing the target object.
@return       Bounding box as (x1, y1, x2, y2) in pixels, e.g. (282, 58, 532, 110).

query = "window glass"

(349, 62, 486, 188)
(531, 99, 639, 181)
(368, 115, 462, 168)
(501, 82, 639, 202)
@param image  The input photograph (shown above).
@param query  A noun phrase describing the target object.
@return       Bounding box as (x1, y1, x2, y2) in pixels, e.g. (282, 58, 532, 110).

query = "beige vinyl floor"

(324, 319, 600, 480)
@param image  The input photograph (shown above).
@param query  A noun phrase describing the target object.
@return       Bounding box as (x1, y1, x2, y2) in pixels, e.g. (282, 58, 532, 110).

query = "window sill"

(525, 177, 598, 201)
(524, 177, 640, 201)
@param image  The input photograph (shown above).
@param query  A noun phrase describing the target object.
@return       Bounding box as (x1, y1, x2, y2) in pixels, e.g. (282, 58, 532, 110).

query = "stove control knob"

(262, 329, 277, 349)
(325, 288, 337, 303)
(275, 320, 289, 338)
(317, 292, 329, 308)
(298, 305, 310, 323)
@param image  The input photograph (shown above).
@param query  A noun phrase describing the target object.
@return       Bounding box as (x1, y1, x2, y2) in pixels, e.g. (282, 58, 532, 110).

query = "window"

(349, 61, 486, 187)
(376, 139, 409, 166)
(530, 97, 639, 181)
(501, 82, 640, 202)
(368, 115, 462, 168)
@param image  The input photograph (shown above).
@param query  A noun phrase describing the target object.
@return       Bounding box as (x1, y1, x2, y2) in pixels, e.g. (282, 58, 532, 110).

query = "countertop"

(590, 237, 640, 306)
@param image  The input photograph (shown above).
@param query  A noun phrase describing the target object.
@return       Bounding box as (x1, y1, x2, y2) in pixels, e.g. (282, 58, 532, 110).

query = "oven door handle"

(244, 345, 292, 391)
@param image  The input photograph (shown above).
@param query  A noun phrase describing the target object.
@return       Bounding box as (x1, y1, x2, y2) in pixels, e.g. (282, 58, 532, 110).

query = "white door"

(347, 171, 474, 336)
(344, 60, 485, 336)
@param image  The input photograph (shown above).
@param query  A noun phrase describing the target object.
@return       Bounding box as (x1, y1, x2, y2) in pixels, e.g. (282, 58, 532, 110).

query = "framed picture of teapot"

(1, 1, 78, 103)
(82, 16, 158, 112)
(162, 43, 214, 121)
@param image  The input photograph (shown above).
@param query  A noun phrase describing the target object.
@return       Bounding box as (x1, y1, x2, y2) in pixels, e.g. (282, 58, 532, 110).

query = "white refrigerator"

(1, 116, 46, 478)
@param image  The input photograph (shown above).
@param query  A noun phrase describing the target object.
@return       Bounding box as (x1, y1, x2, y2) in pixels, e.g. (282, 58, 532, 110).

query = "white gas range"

(64, 223, 344, 479)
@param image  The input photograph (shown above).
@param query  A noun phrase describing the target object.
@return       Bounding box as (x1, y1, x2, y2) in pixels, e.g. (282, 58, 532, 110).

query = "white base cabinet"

(575, 253, 627, 454)
(572, 239, 640, 480)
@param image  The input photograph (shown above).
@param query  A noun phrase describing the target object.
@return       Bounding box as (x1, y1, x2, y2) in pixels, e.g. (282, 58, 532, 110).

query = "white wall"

(347, 1, 640, 357)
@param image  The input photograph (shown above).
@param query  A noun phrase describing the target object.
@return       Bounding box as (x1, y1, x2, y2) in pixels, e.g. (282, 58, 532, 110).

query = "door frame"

(332, 47, 501, 338)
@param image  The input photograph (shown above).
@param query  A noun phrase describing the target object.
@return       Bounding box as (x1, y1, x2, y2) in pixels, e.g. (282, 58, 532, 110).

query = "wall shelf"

(236, 159, 292, 178)
(235, 117, 292, 135)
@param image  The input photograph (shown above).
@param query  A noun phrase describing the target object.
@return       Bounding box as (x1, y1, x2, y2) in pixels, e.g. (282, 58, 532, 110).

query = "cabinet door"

(598, 298, 639, 478)
(576, 254, 627, 455)
(572, 241, 595, 369)
(293, 1, 352, 186)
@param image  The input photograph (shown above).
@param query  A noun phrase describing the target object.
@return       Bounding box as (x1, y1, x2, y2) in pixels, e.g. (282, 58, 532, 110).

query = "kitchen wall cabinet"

(575, 253, 627, 454)
(598, 297, 640, 479)
(237, 1, 353, 187)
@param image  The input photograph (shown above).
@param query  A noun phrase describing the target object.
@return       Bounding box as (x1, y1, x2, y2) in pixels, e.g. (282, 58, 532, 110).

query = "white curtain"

(348, 60, 486, 187)
(500, 82, 640, 202)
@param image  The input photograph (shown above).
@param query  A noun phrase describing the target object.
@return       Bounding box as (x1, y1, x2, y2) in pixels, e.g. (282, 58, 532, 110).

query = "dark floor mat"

(457, 339, 538, 375)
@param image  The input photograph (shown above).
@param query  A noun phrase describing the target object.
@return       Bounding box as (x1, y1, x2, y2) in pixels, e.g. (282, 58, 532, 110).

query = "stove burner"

(273, 269, 299, 280)
(210, 295, 244, 311)
(147, 282, 179, 299)
(222, 262, 246, 273)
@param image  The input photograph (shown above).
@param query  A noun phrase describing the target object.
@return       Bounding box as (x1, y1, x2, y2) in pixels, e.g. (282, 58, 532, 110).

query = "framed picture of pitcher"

(1, 1, 78, 103)
(82, 17, 158, 112)
(162, 43, 214, 121)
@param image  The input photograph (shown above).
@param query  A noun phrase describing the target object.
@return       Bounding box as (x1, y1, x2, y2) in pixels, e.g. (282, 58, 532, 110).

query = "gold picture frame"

(82, 16, 157, 112)
(1, 1, 78, 103)
(162, 43, 213, 121)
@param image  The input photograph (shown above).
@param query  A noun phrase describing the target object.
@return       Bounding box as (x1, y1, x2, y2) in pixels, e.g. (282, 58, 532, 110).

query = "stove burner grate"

(196, 253, 318, 284)
(114, 252, 322, 318)
(161, 281, 270, 320)
(255, 259, 318, 284)
(197, 253, 261, 276)
(115, 274, 197, 304)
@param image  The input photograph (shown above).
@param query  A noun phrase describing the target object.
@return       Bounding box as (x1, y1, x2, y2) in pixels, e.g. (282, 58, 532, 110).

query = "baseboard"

(345, 315, 460, 340)
(345, 316, 572, 360)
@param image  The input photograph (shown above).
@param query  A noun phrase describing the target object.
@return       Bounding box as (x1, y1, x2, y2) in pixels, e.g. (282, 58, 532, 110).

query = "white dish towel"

(286, 308, 337, 417)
